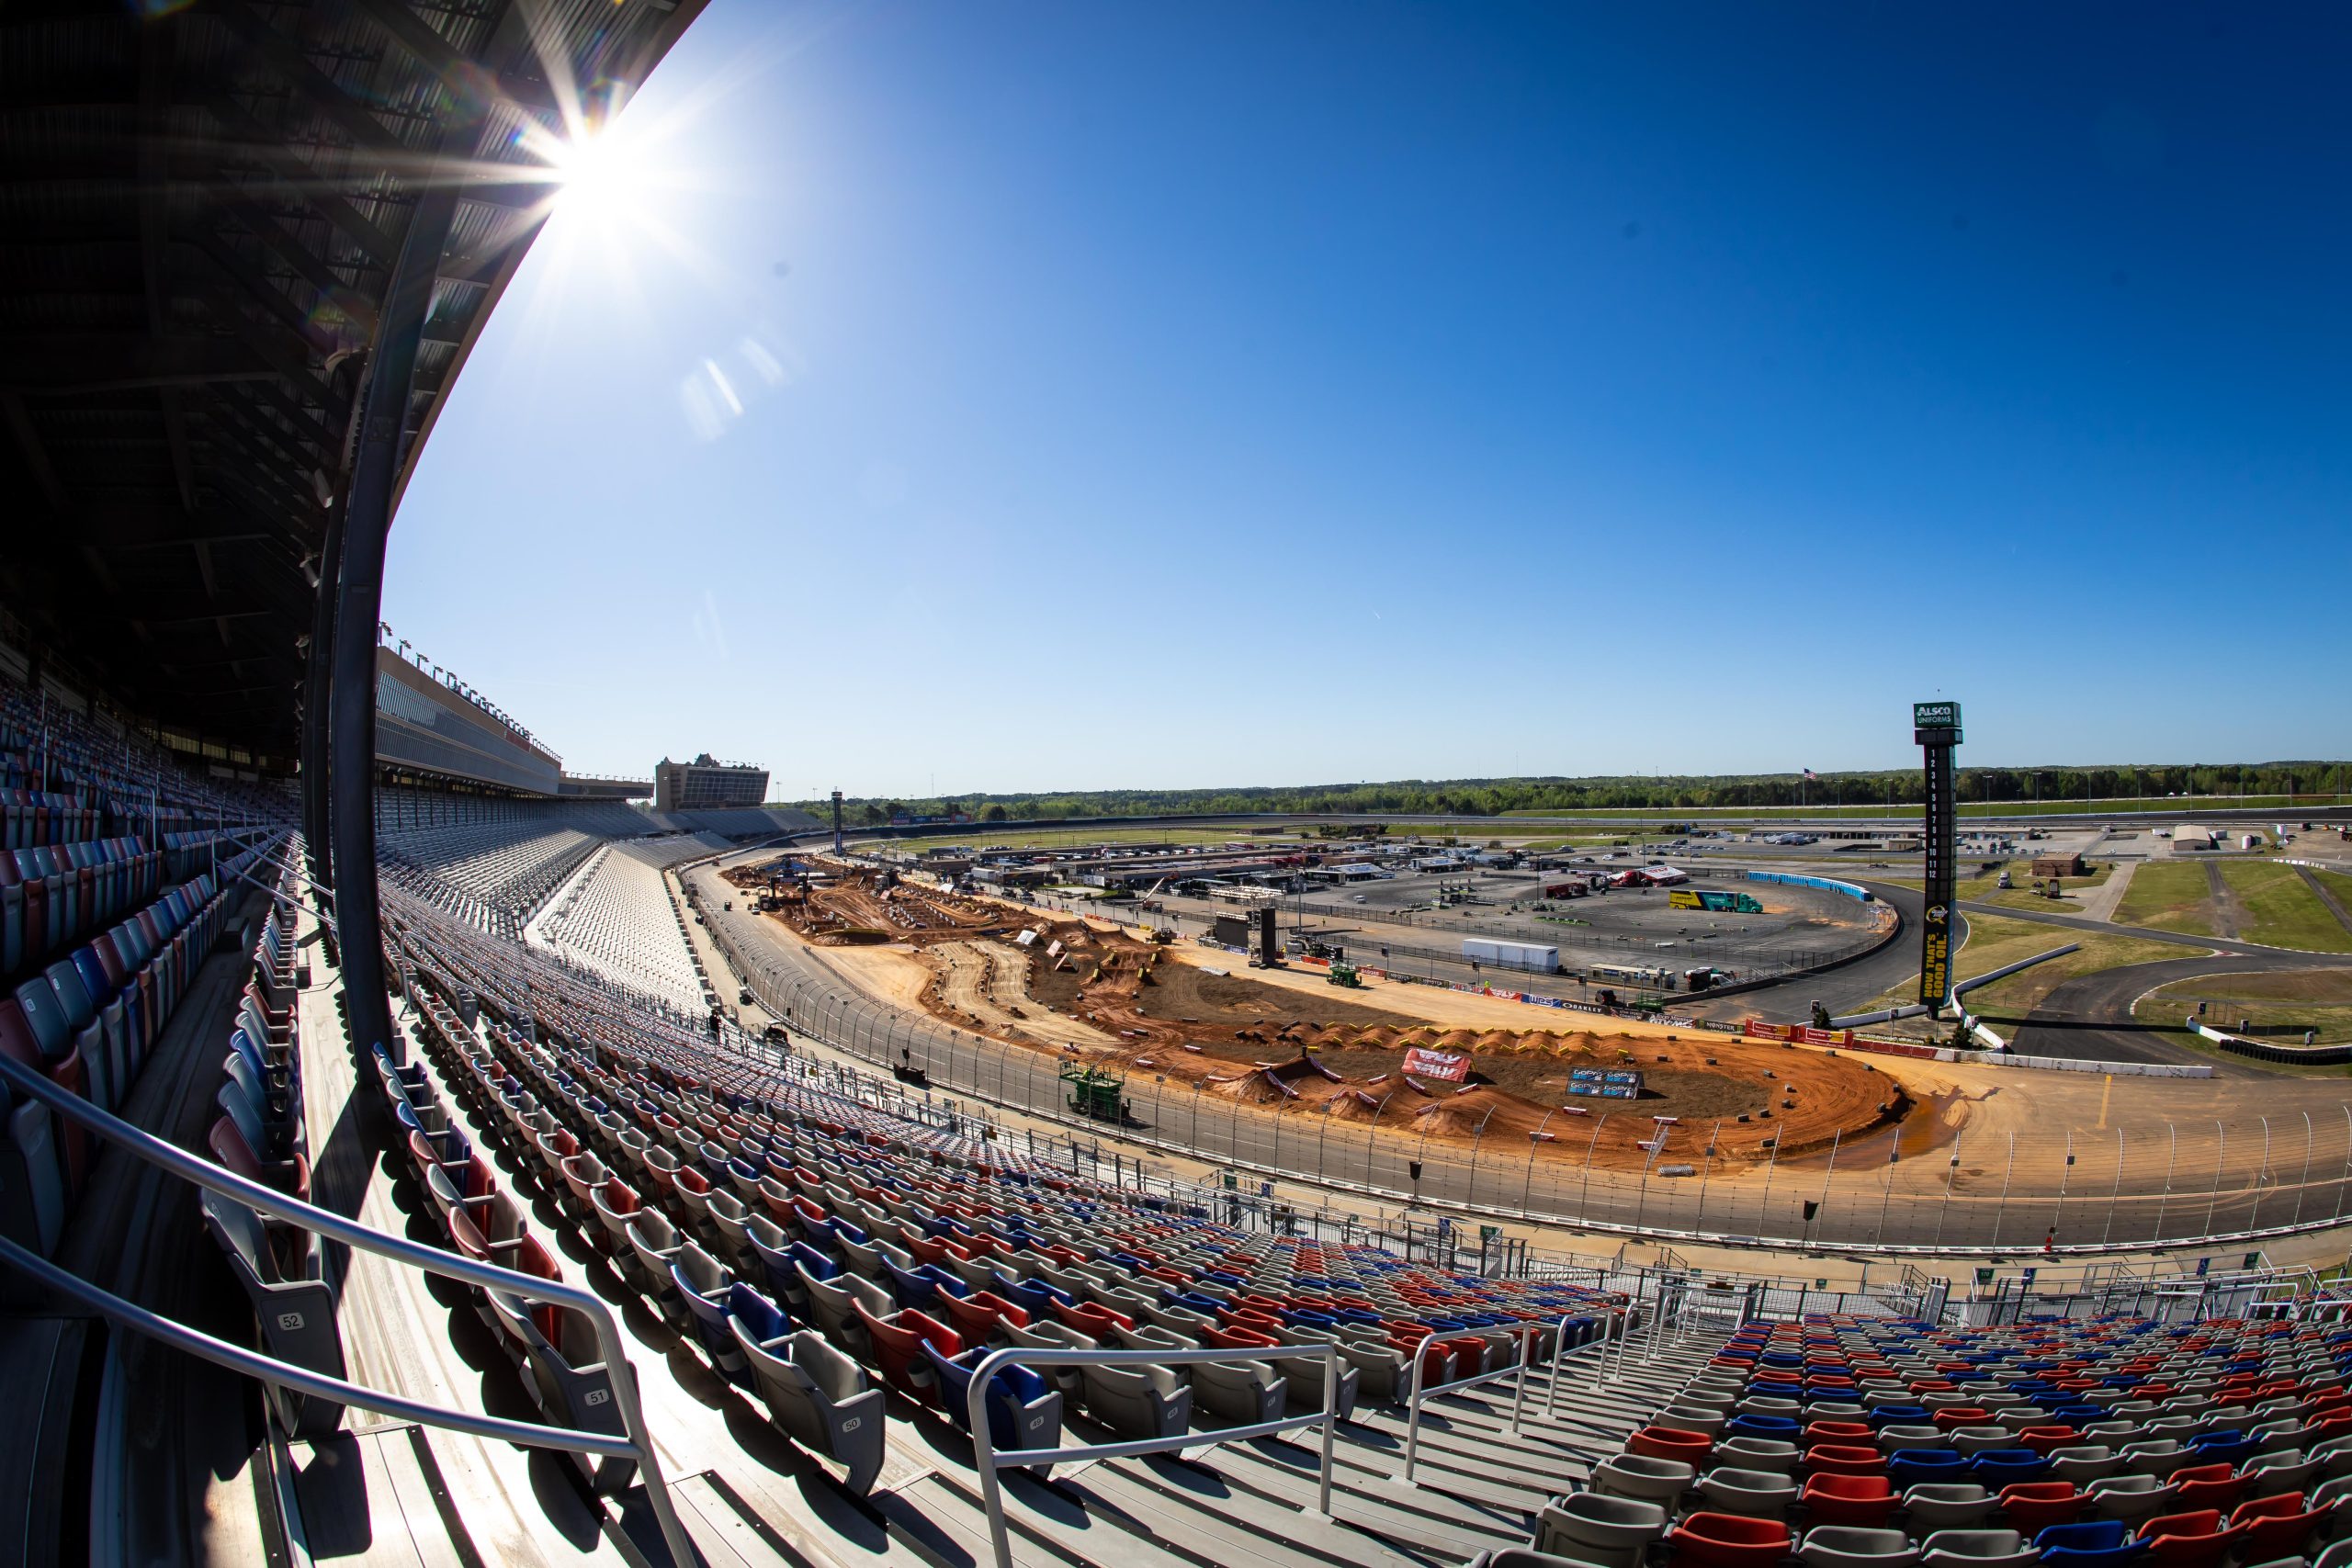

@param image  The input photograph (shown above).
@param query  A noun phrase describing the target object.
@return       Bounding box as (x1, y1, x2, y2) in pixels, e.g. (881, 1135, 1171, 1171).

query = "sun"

(542, 125, 654, 225)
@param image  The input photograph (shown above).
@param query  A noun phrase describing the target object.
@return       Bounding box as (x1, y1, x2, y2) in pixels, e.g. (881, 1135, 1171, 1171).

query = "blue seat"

(924, 1343, 1064, 1463)
(2189, 1431, 2255, 1467)
(1888, 1450, 1968, 1487)
(1726, 1414, 1803, 1442)
(2035, 1519, 2148, 1568)
(1969, 1450, 2051, 1485)
(1871, 1404, 1933, 1427)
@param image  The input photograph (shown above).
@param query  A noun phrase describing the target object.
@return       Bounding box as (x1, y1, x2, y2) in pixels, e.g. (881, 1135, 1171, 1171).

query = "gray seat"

(1717, 1437, 1800, 1474)
(1270, 1348, 1362, 1423)
(2121, 1440, 2194, 1478)
(1004, 1317, 1097, 1402)
(1589, 1454, 1695, 1509)
(1658, 1406, 1728, 1438)
(1801, 1526, 1921, 1568)
(1903, 1484, 1995, 1531)
(732, 1323, 886, 1495)
(1880, 1426, 1951, 1453)
(797, 1264, 892, 1357)
(625, 1210, 686, 1311)
(1079, 1362, 1190, 1439)
(491, 1296, 640, 1497)
(1695, 1466, 1798, 1519)
(2246, 1450, 2320, 1494)
(1193, 1359, 1286, 1428)
(199, 1192, 344, 1438)
(2048, 1446, 2121, 1483)
(1917, 1529, 2039, 1568)
(1534, 1495, 1667, 1568)
(2087, 1473, 2177, 1523)
(1950, 1427, 2017, 1456)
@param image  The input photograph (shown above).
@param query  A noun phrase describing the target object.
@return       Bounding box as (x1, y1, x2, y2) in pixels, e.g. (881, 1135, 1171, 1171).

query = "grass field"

(2130, 970, 2352, 1065)
(1950, 858, 2118, 915)
(2217, 862, 2352, 953)
(1952, 916, 2187, 1021)
(1498, 794, 2329, 821)
(2111, 859, 2223, 936)
(1849, 912, 2182, 1022)
(873, 826, 1295, 851)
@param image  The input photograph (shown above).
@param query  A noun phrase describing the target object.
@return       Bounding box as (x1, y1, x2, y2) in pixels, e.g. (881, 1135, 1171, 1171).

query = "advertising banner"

(1745, 1021, 1792, 1041)
(1793, 1025, 1853, 1046)
(1403, 1047, 1470, 1083)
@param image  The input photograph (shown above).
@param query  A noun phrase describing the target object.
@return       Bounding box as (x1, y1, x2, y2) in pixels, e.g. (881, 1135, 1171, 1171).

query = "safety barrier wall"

(1747, 870, 1873, 902)
(2194, 1020, 2352, 1067)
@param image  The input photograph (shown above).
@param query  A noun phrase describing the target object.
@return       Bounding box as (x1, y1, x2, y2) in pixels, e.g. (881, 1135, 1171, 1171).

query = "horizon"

(388, 3, 2352, 795)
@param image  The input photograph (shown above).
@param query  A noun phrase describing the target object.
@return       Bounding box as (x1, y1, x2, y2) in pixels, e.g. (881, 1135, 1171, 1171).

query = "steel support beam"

(328, 156, 458, 1062)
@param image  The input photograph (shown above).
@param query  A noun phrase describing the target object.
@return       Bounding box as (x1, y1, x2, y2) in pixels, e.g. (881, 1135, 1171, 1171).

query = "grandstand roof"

(0, 0, 705, 758)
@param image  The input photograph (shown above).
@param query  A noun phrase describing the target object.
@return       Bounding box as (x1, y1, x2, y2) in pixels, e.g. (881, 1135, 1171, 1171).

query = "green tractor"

(1060, 1065, 1126, 1123)
(1328, 961, 1363, 988)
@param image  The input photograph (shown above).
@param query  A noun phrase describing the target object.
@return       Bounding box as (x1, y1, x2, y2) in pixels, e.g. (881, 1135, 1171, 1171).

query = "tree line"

(792, 761, 2350, 823)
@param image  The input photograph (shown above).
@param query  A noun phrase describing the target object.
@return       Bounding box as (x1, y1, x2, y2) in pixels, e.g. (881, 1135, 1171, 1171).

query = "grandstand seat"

(924, 1342, 1064, 1466)
(493, 1297, 641, 1496)
(1917, 1529, 2041, 1568)
(1697, 1467, 1800, 1519)
(731, 1316, 885, 1496)
(1903, 1484, 1997, 1531)
(2137, 1509, 2249, 1568)
(670, 1243, 753, 1385)
(1192, 1357, 1285, 1428)
(2232, 1495, 2334, 1560)
(1798, 1526, 1921, 1568)
(1078, 1361, 1190, 1440)
(1535, 1495, 1668, 1568)
(1668, 1513, 1792, 1568)
(198, 1191, 344, 1437)
(1805, 1473, 1899, 1528)
(2092, 1476, 2182, 1524)
(2034, 1520, 2149, 1568)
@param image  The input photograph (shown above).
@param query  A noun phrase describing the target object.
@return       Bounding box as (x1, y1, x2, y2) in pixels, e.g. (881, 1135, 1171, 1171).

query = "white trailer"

(1462, 937, 1560, 974)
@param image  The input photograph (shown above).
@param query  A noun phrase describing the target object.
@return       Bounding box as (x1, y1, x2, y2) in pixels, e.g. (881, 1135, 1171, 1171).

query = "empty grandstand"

(526, 834, 727, 1014)
(9, 6, 2352, 1568)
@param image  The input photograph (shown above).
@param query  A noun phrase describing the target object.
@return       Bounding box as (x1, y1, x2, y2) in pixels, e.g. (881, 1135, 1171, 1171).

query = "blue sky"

(388, 2, 2351, 799)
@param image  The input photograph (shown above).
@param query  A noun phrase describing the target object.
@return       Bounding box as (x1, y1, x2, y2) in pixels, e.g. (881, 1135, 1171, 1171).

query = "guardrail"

(965, 1342, 1340, 1568)
(0, 1051, 695, 1568)
(1402, 1320, 1540, 1481)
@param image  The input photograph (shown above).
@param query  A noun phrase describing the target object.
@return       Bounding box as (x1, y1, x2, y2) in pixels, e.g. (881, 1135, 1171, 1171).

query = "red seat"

(941, 1290, 1027, 1346)
(1806, 1421, 1875, 1447)
(1630, 1427, 1713, 1465)
(2229, 1493, 2330, 1559)
(2019, 1426, 2083, 1456)
(1801, 1473, 1894, 1527)
(1056, 1300, 1132, 1337)
(854, 1303, 960, 1404)
(1804, 1445, 1885, 1477)
(2137, 1508, 2248, 1568)
(209, 1115, 310, 1202)
(1933, 1406, 1991, 1430)
(2000, 1482, 2085, 1532)
(1669, 1513, 1791, 1568)
(2169, 1463, 2243, 1510)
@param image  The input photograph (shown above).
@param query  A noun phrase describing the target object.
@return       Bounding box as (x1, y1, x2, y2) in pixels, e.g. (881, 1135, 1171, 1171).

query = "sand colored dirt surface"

(786, 900, 1914, 1171)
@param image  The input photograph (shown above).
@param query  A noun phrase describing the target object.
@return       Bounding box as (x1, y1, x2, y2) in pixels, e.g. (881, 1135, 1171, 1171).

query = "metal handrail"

(0, 1051, 695, 1568)
(231, 863, 337, 934)
(1402, 1320, 1544, 1480)
(964, 1342, 1340, 1568)
(0, 1235, 634, 1457)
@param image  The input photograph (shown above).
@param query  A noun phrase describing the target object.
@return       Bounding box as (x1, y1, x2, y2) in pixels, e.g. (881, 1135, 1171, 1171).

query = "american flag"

(1803, 768, 1817, 781)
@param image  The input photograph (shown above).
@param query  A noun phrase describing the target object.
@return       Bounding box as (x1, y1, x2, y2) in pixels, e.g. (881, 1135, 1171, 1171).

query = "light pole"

(1579, 1112, 1610, 1223)
(1525, 1108, 1561, 1219)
